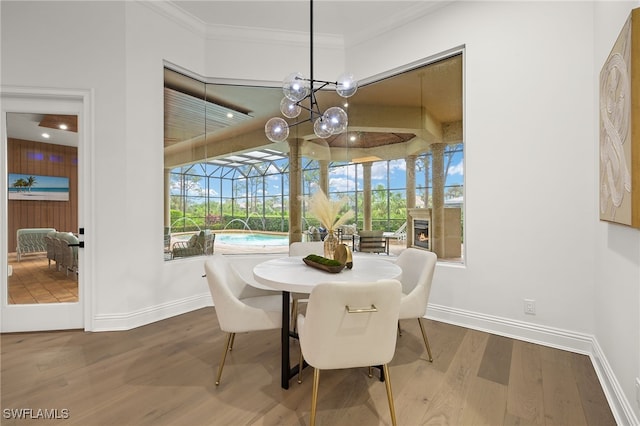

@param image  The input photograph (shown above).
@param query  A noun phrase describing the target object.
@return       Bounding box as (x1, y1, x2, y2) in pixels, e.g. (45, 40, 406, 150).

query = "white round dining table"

(252, 255, 402, 389)
(253, 255, 402, 293)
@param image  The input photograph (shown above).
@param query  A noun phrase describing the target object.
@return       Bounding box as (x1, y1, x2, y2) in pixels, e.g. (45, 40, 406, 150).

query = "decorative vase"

(323, 229, 338, 259)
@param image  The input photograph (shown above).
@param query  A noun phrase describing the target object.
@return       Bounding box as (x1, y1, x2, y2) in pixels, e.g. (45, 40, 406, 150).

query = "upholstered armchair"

(51, 231, 79, 277)
(16, 228, 56, 261)
(355, 230, 389, 255)
(172, 230, 215, 258)
(336, 224, 357, 249)
(163, 226, 171, 253)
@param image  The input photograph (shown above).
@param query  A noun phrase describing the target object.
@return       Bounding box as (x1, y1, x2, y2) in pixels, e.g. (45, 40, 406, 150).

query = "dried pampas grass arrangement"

(307, 189, 354, 231)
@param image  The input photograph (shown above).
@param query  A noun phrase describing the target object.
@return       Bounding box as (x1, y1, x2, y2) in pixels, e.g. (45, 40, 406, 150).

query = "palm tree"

(26, 175, 37, 192)
(12, 178, 28, 193)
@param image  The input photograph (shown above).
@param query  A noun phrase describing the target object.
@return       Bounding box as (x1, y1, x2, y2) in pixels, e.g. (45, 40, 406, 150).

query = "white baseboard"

(427, 303, 638, 426)
(427, 303, 593, 353)
(590, 338, 640, 426)
(91, 293, 211, 331)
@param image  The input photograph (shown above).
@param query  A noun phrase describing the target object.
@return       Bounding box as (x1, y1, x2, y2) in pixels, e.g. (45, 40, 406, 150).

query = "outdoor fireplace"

(413, 219, 430, 250)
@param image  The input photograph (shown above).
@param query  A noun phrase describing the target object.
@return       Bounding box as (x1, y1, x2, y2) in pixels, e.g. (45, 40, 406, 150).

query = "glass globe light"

(336, 72, 358, 98)
(265, 117, 289, 143)
(314, 117, 332, 138)
(283, 72, 309, 102)
(280, 97, 301, 118)
(323, 106, 348, 134)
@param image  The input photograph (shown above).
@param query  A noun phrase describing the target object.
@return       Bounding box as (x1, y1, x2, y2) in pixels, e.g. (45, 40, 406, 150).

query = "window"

(164, 51, 464, 262)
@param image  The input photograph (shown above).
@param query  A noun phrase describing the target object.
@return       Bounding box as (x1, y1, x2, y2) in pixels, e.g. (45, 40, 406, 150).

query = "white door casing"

(1, 86, 93, 332)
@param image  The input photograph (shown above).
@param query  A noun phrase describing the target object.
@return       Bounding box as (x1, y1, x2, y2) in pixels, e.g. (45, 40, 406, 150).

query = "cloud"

(329, 177, 356, 192)
(369, 159, 406, 180)
(331, 164, 353, 177)
(448, 161, 464, 176)
(371, 162, 387, 180)
(389, 159, 406, 171)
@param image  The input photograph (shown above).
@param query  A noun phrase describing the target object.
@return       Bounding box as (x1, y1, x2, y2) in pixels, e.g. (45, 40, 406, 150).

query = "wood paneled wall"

(7, 139, 78, 253)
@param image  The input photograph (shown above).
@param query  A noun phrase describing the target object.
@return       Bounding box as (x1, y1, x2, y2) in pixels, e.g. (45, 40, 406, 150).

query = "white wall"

(350, 2, 596, 335)
(593, 2, 640, 423)
(118, 2, 210, 324)
(204, 26, 345, 82)
(1, 0, 638, 422)
(1, 1, 130, 320)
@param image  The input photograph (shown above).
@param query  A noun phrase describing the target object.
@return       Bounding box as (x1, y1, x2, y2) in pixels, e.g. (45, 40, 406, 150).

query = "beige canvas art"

(599, 8, 640, 228)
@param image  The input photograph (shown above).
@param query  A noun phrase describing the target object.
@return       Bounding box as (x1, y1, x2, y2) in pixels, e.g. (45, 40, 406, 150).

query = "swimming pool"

(216, 232, 289, 246)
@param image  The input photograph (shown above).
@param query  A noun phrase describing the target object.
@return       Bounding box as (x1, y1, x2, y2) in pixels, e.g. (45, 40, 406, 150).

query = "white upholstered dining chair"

(289, 241, 325, 257)
(288, 241, 324, 331)
(297, 279, 402, 426)
(204, 255, 282, 385)
(395, 248, 438, 362)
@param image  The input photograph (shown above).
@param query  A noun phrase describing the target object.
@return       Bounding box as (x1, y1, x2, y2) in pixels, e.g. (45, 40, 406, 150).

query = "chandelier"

(264, 0, 358, 143)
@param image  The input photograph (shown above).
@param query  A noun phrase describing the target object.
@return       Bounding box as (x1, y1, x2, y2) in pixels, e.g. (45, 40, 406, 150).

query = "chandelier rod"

(310, 0, 313, 86)
(309, 0, 320, 121)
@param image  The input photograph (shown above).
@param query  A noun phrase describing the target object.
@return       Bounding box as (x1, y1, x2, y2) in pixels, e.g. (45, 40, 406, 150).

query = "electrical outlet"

(524, 299, 536, 315)
(635, 377, 640, 407)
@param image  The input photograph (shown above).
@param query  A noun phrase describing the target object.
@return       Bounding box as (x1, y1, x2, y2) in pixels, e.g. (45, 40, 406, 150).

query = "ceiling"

(164, 53, 463, 167)
(169, 1, 451, 47)
(6, 113, 78, 148)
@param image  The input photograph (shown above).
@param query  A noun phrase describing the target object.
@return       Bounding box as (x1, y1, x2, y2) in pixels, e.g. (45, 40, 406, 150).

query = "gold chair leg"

(310, 368, 320, 426)
(298, 347, 304, 384)
(382, 364, 397, 426)
(291, 299, 298, 332)
(229, 333, 236, 350)
(417, 318, 433, 362)
(397, 321, 402, 336)
(368, 366, 373, 378)
(215, 332, 234, 385)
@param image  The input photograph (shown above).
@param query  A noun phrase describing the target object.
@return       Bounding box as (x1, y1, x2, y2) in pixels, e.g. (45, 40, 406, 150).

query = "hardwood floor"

(0, 308, 615, 425)
(7, 253, 78, 304)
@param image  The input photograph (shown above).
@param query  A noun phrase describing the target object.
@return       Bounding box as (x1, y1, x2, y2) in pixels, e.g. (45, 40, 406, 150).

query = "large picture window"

(164, 51, 464, 262)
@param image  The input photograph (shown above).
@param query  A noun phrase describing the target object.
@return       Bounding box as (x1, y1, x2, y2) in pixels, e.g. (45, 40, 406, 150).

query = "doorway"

(1, 88, 91, 332)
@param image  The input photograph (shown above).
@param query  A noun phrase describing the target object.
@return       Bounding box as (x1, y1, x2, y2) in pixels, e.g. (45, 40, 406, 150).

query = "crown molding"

(140, 1, 207, 38)
(141, 1, 343, 50)
(142, 1, 454, 50)
(346, 1, 454, 48)
(143, 0, 453, 50)
(205, 24, 344, 50)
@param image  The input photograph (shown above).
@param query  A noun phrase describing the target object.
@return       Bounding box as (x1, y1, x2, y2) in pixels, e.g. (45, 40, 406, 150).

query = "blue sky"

(171, 151, 464, 200)
(328, 154, 464, 194)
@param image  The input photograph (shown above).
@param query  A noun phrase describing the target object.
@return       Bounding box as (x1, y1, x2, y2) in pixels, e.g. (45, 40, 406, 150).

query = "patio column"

(406, 155, 417, 210)
(164, 168, 171, 228)
(431, 143, 446, 257)
(408, 155, 417, 241)
(319, 160, 329, 195)
(363, 162, 372, 231)
(288, 138, 303, 243)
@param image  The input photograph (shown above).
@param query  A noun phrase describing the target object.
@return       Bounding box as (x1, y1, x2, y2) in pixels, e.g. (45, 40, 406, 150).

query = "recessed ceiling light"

(226, 113, 233, 118)
(59, 124, 68, 130)
(42, 133, 50, 139)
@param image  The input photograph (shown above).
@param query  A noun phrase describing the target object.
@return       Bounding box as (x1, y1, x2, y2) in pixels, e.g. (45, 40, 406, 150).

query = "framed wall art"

(8, 173, 69, 201)
(599, 7, 640, 228)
